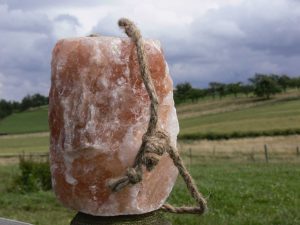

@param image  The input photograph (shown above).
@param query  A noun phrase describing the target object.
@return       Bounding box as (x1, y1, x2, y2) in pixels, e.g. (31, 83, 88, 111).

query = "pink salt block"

(49, 36, 179, 216)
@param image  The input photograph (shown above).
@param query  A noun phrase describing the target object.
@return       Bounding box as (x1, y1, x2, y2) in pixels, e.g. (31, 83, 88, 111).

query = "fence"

(0, 144, 299, 165)
(180, 144, 300, 164)
(0, 153, 49, 165)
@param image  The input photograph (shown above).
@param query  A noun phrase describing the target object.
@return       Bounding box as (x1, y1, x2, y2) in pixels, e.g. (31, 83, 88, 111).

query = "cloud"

(0, 4, 51, 33)
(0, 4, 55, 100)
(90, 0, 300, 88)
(0, 0, 300, 100)
(164, 0, 300, 85)
(0, 0, 109, 10)
(0, 73, 4, 97)
(53, 14, 81, 39)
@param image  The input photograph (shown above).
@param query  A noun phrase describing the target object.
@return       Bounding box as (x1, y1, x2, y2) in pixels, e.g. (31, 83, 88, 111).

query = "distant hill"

(178, 95, 300, 139)
(0, 106, 48, 134)
(0, 91, 300, 139)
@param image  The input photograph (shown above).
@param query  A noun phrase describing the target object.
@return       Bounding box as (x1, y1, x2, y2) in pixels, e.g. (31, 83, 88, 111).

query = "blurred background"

(0, 0, 299, 224)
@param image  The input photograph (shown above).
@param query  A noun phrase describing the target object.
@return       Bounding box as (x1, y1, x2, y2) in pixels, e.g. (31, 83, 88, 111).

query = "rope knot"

(126, 168, 142, 184)
(142, 131, 170, 171)
(107, 168, 142, 192)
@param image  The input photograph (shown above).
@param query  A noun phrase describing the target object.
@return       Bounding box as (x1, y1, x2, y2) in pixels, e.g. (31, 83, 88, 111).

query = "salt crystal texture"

(49, 36, 179, 216)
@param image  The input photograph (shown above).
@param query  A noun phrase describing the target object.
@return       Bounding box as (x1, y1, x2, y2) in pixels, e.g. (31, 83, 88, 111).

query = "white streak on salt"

(86, 104, 96, 133)
(164, 91, 179, 148)
(111, 38, 122, 58)
(63, 153, 78, 185)
(165, 61, 170, 75)
(151, 40, 162, 52)
(89, 185, 98, 201)
(65, 173, 78, 185)
(61, 97, 74, 152)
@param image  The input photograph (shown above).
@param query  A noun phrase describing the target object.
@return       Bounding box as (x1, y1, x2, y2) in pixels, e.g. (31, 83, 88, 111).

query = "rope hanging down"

(108, 18, 207, 215)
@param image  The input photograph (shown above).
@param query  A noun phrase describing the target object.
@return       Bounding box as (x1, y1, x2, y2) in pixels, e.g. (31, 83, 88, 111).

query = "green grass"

(0, 134, 49, 155)
(0, 92, 300, 158)
(167, 162, 300, 225)
(179, 98, 300, 136)
(0, 162, 299, 225)
(0, 164, 75, 225)
(0, 93, 300, 138)
(0, 106, 49, 134)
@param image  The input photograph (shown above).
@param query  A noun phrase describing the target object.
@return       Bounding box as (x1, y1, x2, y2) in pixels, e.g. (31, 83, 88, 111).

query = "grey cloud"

(1, 0, 300, 100)
(91, 1, 300, 89)
(205, 0, 300, 57)
(0, 3, 89, 100)
(54, 14, 80, 26)
(0, 71, 50, 100)
(92, 15, 128, 37)
(0, 5, 52, 33)
(0, 32, 53, 71)
(0, 4, 59, 100)
(0, 0, 113, 10)
(163, 0, 300, 87)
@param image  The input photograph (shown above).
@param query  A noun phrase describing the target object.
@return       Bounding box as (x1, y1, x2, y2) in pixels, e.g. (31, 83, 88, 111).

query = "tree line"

(174, 74, 300, 104)
(0, 94, 48, 119)
(0, 73, 299, 119)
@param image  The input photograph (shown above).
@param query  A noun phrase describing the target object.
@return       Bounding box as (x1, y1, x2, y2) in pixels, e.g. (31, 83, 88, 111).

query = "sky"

(0, 0, 300, 100)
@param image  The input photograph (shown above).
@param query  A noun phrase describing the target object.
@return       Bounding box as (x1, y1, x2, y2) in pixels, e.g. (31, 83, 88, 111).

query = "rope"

(108, 18, 207, 215)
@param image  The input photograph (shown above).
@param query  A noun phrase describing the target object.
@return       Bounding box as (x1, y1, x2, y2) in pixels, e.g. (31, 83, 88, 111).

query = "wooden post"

(70, 211, 172, 225)
(264, 144, 269, 163)
(212, 146, 216, 158)
(189, 148, 192, 169)
(297, 146, 300, 156)
(249, 148, 255, 162)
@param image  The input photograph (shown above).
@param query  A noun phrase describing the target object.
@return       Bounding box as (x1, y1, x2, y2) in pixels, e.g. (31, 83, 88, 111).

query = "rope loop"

(107, 18, 208, 215)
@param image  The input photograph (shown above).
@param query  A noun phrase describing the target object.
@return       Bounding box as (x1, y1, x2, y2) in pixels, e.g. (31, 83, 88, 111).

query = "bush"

(13, 155, 52, 193)
(178, 128, 300, 141)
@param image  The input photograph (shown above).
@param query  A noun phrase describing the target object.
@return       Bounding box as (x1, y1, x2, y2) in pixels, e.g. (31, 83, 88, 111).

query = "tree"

(249, 74, 281, 99)
(176, 82, 192, 94)
(20, 94, 49, 111)
(209, 82, 226, 99)
(174, 82, 193, 104)
(290, 77, 300, 90)
(217, 83, 226, 99)
(277, 75, 291, 92)
(227, 82, 242, 98)
(0, 99, 13, 119)
(209, 82, 218, 99)
(0, 93, 48, 120)
(240, 84, 254, 97)
(11, 101, 21, 111)
(30, 94, 48, 107)
(188, 88, 205, 102)
(20, 95, 32, 111)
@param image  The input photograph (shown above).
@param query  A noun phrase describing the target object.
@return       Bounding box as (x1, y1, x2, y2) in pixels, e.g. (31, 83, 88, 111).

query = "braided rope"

(108, 18, 207, 215)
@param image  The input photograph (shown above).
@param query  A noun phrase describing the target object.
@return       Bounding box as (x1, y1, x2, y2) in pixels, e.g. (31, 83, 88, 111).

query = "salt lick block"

(49, 36, 179, 216)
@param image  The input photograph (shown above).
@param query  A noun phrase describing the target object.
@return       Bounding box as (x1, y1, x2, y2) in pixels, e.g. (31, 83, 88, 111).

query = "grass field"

(179, 97, 300, 135)
(0, 91, 299, 224)
(1, 132, 299, 163)
(0, 92, 300, 137)
(179, 135, 300, 163)
(0, 106, 48, 134)
(0, 133, 49, 156)
(0, 161, 299, 225)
